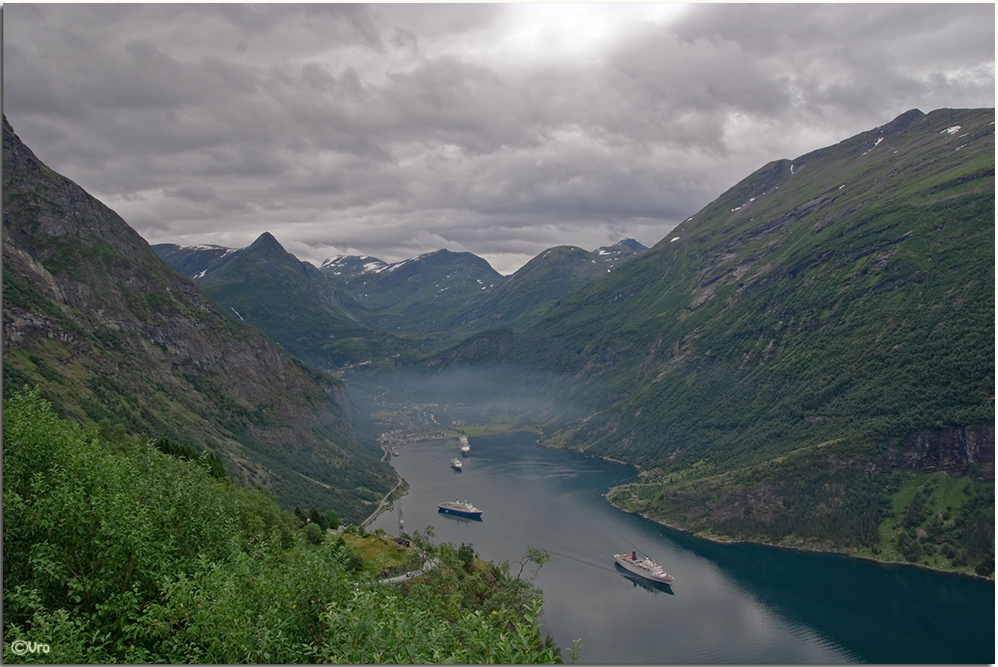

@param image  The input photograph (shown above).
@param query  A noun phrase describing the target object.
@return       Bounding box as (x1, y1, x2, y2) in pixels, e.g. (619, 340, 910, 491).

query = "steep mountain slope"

(518, 108, 994, 565)
(402, 108, 993, 571)
(154, 234, 409, 369)
(2, 116, 395, 522)
(526, 108, 994, 467)
(455, 239, 648, 331)
(321, 248, 506, 333)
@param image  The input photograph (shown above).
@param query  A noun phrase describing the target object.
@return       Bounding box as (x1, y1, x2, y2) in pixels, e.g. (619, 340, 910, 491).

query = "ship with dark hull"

(438, 500, 482, 518)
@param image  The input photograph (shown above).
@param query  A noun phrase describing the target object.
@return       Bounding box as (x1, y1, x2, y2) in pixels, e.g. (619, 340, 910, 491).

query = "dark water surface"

(369, 432, 994, 664)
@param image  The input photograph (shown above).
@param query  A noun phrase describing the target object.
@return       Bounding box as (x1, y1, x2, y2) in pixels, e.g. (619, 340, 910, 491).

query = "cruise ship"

(614, 551, 675, 585)
(438, 500, 482, 518)
(459, 436, 470, 455)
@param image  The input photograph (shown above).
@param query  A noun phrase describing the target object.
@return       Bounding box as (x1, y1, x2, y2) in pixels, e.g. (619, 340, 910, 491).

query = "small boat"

(614, 551, 674, 585)
(450, 458, 463, 470)
(438, 500, 482, 518)
(459, 436, 470, 455)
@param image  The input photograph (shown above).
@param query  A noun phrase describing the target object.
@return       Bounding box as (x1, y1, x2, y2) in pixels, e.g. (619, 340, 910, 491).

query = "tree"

(309, 507, 328, 530)
(305, 521, 324, 544)
(458, 543, 476, 572)
(515, 546, 549, 579)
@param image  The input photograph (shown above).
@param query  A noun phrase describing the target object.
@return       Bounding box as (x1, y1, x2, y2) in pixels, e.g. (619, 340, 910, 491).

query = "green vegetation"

(869, 472, 994, 575)
(607, 437, 994, 577)
(2, 389, 567, 663)
(190, 233, 413, 370)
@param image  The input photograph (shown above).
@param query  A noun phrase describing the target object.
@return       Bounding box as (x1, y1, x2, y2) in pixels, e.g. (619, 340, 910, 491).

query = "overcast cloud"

(4, 3, 994, 273)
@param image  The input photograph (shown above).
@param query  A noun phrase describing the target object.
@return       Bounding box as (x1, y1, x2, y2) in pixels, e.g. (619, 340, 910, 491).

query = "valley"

(4, 5, 994, 662)
(5, 108, 994, 582)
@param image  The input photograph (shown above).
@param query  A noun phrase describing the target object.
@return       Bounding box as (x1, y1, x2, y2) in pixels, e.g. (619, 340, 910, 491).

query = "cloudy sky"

(4, 3, 994, 274)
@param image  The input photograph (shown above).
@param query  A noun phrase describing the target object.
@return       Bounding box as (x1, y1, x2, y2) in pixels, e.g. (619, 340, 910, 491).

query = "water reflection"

(637, 523, 995, 664)
(614, 564, 676, 596)
(436, 511, 483, 524)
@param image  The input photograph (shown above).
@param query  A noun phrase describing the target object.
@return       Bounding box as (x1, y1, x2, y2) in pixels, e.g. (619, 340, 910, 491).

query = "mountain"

(404, 108, 994, 571)
(151, 242, 237, 279)
(455, 239, 648, 331)
(320, 248, 506, 333)
(524, 108, 994, 464)
(157, 237, 645, 366)
(320, 254, 390, 280)
(2, 115, 395, 522)
(527, 108, 994, 562)
(154, 234, 410, 369)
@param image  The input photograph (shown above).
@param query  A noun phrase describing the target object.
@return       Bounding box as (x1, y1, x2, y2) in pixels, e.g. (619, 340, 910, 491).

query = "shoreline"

(603, 494, 994, 583)
(372, 427, 992, 582)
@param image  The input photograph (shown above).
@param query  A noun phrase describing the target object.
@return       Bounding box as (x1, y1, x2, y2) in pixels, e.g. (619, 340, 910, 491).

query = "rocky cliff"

(891, 426, 995, 480)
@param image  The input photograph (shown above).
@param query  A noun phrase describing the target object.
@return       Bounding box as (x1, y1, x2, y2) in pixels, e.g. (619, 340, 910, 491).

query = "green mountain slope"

(2, 116, 395, 523)
(455, 240, 648, 331)
(155, 234, 411, 369)
(526, 108, 993, 462)
(514, 107, 994, 569)
(392, 108, 993, 573)
(322, 248, 506, 334)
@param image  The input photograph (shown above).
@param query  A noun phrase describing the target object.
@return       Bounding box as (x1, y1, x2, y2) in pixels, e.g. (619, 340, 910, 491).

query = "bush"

(305, 522, 325, 545)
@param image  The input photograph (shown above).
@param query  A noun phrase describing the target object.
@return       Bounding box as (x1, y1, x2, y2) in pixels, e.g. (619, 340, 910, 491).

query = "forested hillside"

(516, 108, 995, 573)
(2, 116, 394, 523)
(2, 390, 564, 663)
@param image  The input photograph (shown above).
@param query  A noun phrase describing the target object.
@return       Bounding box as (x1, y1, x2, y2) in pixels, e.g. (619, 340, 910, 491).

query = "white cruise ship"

(614, 551, 674, 584)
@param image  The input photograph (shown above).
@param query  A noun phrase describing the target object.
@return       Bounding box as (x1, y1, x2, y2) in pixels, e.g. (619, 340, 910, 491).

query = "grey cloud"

(163, 184, 219, 204)
(3, 4, 993, 274)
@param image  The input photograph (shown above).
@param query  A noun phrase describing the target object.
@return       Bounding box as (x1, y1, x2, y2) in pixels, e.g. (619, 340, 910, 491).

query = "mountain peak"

(249, 231, 285, 252)
(880, 108, 925, 135)
(608, 239, 648, 252)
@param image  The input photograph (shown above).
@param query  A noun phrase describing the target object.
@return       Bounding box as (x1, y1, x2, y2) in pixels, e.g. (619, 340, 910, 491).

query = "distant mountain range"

(153, 233, 405, 370)
(155, 233, 649, 357)
(453, 240, 648, 332)
(2, 116, 395, 522)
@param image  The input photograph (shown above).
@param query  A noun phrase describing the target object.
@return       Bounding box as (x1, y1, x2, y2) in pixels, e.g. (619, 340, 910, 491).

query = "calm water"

(369, 432, 995, 664)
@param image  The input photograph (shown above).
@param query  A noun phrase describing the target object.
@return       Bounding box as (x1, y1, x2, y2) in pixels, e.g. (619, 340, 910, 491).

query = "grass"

(339, 532, 413, 576)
